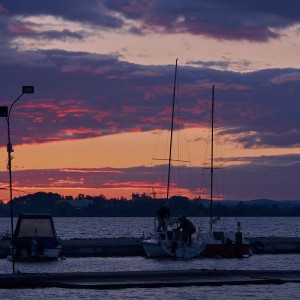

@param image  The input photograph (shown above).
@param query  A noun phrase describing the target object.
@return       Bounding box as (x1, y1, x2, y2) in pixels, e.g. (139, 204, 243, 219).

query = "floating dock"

(0, 237, 300, 258)
(0, 269, 300, 289)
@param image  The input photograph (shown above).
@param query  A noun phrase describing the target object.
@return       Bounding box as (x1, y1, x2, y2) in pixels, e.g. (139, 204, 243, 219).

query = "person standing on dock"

(156, 204, 171, 232)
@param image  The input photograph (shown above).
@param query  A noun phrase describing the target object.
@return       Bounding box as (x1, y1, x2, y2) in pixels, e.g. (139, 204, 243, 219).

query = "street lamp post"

(0, 85, 34, 274)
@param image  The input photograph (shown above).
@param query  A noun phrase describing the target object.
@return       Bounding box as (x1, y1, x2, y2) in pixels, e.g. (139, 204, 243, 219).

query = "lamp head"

(0, 106, 8, 117)
(22, 86, 34, 94)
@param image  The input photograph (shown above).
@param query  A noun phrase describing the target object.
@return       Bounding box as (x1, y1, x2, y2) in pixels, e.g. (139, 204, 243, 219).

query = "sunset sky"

(1, 0, 300, 201)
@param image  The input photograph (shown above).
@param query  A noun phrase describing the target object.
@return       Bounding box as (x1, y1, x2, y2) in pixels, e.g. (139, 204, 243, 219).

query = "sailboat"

(142, 60, 206, 258)
(198, 85, 252, 258)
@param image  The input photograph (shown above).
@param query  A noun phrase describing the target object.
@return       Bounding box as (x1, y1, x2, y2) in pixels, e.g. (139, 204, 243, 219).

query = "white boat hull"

(43, 247, 62, 258)
(142, 240, 170, 258)
(142, 236, 205, 259)
(162, 242, 205, 258)
(10, 245, 62, 260)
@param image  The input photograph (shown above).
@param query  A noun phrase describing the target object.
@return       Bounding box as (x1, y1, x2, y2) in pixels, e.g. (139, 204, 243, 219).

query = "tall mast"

(167, 58, 178, 200)
(210, 85, 215, 231)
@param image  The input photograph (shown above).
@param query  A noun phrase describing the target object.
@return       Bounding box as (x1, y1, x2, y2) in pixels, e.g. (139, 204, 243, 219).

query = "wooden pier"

(0, 269, 300, 289)
(0, 237, 300, 258)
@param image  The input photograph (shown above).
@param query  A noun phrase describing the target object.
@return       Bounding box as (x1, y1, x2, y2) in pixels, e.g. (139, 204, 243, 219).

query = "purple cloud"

(1, 0, 300, 41)
(0, 48, 300, 149)
(1, 154, 300, 200)
(187, 59, 253, 72)
(104, 0, 300, 41)
(0, 0, 123, 29)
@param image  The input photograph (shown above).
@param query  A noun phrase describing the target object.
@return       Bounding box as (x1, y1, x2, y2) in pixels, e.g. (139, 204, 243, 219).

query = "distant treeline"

(0, 192, 300, 217)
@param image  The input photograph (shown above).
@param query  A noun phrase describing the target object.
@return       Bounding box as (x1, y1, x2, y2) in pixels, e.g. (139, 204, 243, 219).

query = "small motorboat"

(198, 219, 252, 258)
(142, 217, 205, 259)
(9, 213, 62, 261)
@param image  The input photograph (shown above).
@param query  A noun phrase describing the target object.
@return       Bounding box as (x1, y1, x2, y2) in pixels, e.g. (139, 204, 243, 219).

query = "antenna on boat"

(166, 58, 178, 200)
(210, 85, 215, 231)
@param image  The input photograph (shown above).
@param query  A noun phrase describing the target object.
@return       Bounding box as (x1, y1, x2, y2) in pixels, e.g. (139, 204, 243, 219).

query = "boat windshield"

(17, 219, 55, 238)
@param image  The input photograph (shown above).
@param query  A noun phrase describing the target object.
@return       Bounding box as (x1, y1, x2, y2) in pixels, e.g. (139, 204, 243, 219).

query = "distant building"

(57, 199, 93, 208)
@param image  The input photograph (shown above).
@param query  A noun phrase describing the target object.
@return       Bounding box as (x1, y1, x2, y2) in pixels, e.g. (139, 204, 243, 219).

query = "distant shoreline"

(0, 192, 299, 217)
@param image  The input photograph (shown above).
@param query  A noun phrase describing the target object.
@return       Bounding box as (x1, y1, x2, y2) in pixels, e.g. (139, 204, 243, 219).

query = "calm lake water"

(2, 216, 299, 239)
(0, 217, 299, 299)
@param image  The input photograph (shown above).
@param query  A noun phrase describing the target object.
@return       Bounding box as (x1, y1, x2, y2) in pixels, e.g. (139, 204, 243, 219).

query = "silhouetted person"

(177, 216, 196, 244)
(156, 205, 170, 231)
